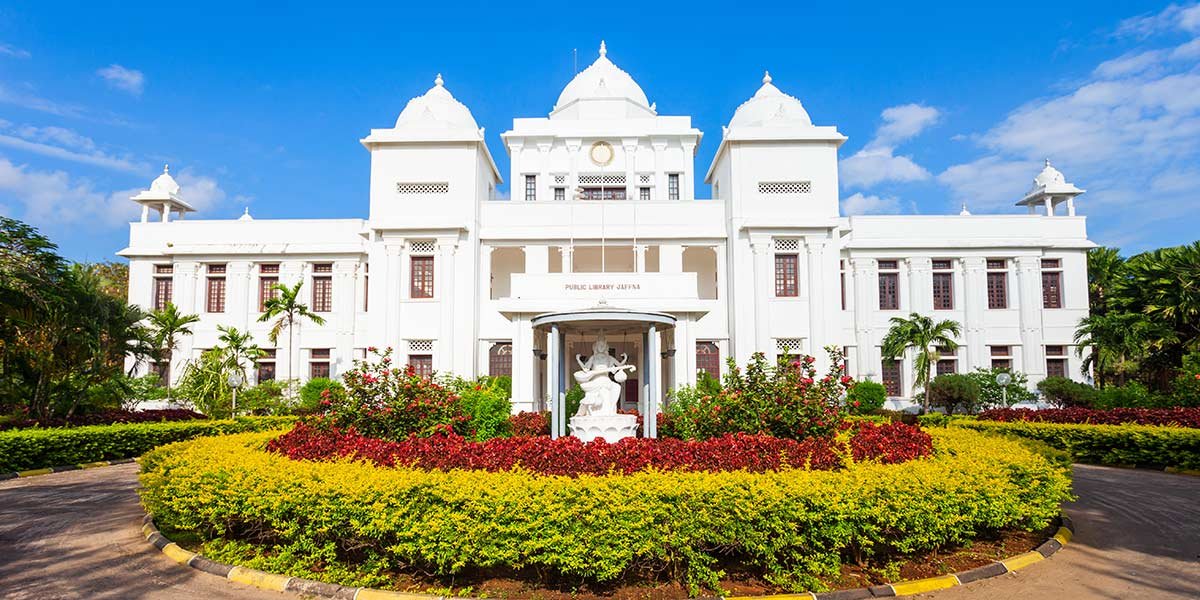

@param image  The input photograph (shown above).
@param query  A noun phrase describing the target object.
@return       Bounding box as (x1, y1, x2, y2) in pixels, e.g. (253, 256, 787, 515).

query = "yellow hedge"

(139, 428, 1070, 594)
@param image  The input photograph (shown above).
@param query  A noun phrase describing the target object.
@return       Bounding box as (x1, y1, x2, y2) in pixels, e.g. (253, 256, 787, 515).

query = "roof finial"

(959, 203, 971, 216)
(599, 40, 607, 58)
(243, 206, 250, 215)
(763, 70, 772, 84)
(1044, 158, 1051, 168)
(163, 163, 170, 174)
(434, 73, 444, 87)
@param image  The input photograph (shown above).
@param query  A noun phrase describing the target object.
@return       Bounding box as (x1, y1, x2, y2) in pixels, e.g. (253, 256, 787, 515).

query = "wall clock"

(589, 141, 615, 167)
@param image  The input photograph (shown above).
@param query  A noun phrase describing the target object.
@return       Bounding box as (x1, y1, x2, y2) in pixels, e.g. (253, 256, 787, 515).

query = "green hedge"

(0, 417, 295, 472)
(955, 419, 1200, 470)
(140, 428, 1070, 594)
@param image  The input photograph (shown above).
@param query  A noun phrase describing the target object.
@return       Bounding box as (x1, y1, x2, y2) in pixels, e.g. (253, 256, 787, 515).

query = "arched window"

(489, 342, 513, 377)
(696, 342, 720, 379)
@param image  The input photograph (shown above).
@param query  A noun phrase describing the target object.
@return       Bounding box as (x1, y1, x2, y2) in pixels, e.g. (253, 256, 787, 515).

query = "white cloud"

(0, 43, 30, 59)
(0, 83, 91, 119)
(0, 158, 229, 229)
(841, 192, 903, 215)
(840, 103, 940, 189)
(97, 64, 145, 96)
(937, 156, 1039, 211)
(1116, 3, 1200, 38)
(0, 123, 147, 174)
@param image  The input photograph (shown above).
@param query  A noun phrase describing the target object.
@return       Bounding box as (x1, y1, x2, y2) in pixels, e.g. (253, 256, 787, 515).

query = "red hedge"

(267, 421, 932, 476)
(0, 408, 207, 430)
(977, 407, 1200, 428)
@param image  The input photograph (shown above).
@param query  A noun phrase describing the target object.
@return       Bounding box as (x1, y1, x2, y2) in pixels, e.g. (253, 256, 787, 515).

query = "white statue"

(573, 334, 635, 416)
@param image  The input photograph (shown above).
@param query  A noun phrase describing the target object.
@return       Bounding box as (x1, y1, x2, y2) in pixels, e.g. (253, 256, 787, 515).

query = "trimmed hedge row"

(0, 417, 296, 472)
(139, 427, 1070, 594)
(956, 419, 1200, 470)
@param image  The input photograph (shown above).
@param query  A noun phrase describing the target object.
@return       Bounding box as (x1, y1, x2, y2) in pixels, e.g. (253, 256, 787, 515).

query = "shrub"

(846, 381, 887, 414)
(509, 411, 550, 437)
(927, 374, 980, 414)
(955, 419, 1200, 470)
(966, 368, 1035, 408)
(1168, 352, 1200, 408)
(0, 408, 206, 431)
(237, 380, 294, 415)
(1037, 376, 1098, 408)
(0, 416, 294, 472)
(450, 376, 513, 441)
(325, 348, 467, 440)
(299, 378, 342, 409)
(976, 407, 1200, 427)
(1093, 382, 1156, 409)
(141, 427, 1068, 594)
(665, 348, 852, 440)
(266, 421, 931, 476)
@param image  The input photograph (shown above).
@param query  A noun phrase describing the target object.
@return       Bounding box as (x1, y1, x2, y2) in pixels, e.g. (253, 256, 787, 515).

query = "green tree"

(880, 313, 962, 412)
(1074, 312, 1172, 388)
(84, 261, 129, 302)
(927, 373, 980, 414)
(257, 281, 326, 382)
(1086, 246, 1125, 316)
(966, 367, 1035, 408)
(147, 302, 200, 401)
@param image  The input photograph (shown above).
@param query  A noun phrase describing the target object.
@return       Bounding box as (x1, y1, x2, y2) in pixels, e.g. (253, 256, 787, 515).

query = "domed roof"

(728, 72, 812, 128)
(394, 74, 480, 131)
(149, 164, 181, 195)
(1030, 159, 1066, 193)
(553, 41, 653, 115)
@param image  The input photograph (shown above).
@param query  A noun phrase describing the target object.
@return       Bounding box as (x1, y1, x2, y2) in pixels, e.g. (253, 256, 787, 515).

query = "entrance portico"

(532, 307, 675, 439)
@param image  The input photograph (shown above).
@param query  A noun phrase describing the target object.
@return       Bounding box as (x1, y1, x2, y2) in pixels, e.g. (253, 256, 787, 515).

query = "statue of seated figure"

(572, 335, 635, 416)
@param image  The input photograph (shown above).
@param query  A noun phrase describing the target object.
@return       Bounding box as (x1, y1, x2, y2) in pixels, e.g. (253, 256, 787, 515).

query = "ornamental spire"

(599, 40, 607, 58)
(763, 70, 772, 84)
(434, 73, 444, 87)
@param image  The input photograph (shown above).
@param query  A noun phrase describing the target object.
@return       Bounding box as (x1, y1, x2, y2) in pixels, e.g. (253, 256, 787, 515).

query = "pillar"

(646, 323, 658, 438)
(962, 257, 987, 370)
(633, 244, 647, 273)
(1015, 256, 1045, 378)
(561, 245, 574, 274)
(805, 238, 827, 369)
(751, 239, 772, 354)
(384, 244, 403, 353)
(851, 258, 876, 381)
(513, 314, 535, 411)
(547, 323, 560, 438)
(333, 260, 357, 378)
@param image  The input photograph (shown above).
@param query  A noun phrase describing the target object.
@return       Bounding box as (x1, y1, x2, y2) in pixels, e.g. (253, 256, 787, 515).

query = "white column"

(332, 261, 357, 378)
(646, 323, 659, 438)
(680, 141, 696, 201)
(623, 140, 637, 200)
(1015, 256, 1045, 379)
(279, 261, 306, 381)
(437, 240, 457, 371)
(805, 238, 827, 369)
(512, 314, 535, 409)
(1044, 197, 1054, 216)
(907, 257, 933, 314)
(651, 140, 667, 200)
(227, 261, 252, 330)
(633, 244, 647, 273)
(384, 244, 403, 353)
(751, 238, 772, 354)
(1066, 197, 1076, 216)
(851, 258, 876, 380)
(561, 245, 574, 274)
(547, 323, 559, 438)
(961, 257, 987, 371)
(714, 244, 727, 301)
(140, 204, 149, 222)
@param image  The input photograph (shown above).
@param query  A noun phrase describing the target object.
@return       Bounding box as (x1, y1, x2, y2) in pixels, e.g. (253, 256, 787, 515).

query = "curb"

(142, 512, 1075, 599)
(0, 458, 136, 481)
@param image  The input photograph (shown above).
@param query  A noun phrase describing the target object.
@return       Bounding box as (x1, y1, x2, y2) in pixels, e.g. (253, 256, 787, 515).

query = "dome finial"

(763, 70, 772, 85)
(163, 163, 170, 174)
(599, 40, 607, 58)
(1044, 158, 1051, 168)
(434, 73, 444, 87)
(959, 203, 971, 216)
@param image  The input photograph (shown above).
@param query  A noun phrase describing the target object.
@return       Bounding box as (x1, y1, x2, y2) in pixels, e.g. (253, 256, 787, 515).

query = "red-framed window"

(696, 341, 720, 379)
(411, 255, 434, 298)
(774, 254, 799, 297)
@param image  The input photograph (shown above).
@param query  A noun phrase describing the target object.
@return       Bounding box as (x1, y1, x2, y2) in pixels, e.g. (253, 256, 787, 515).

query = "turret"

(130, 165, 196, 222)
(1017, 160, 1085, 216)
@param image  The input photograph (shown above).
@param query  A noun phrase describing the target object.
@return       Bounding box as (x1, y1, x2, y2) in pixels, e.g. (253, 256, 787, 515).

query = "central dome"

(728, 72, 812, 128)
(552, 41, 654, 118)
(394, 74, 480, 132)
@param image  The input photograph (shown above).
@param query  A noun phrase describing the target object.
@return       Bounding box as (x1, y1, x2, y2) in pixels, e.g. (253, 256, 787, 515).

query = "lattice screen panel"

(578, 174, 627, 185)
(408, 241, 436, 254)
(758, 181, 812, 194)
(776, 338, 804, 354)
(773, 238, 800, 253)
(407, 339, 434, 353)
(395, 182, 449, 194)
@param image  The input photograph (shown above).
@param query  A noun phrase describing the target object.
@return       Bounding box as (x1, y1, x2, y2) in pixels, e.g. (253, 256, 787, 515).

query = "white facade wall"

(121, 50, 1094, 410)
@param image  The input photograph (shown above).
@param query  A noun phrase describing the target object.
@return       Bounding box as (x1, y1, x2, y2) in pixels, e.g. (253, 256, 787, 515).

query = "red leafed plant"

(977, 407, 1200, 428)
(267, 420, 932, 476)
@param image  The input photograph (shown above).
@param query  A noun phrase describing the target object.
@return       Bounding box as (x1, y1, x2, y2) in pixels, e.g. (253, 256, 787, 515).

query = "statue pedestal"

(569, 414, 638, 443)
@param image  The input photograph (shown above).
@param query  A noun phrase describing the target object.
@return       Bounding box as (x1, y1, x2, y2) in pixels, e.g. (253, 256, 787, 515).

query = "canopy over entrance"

(533, 305, 675, 439)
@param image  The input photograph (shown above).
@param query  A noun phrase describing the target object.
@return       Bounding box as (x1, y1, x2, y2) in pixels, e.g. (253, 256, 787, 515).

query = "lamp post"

(995, 371, 1012, 407)
(228, 370, 245, 417)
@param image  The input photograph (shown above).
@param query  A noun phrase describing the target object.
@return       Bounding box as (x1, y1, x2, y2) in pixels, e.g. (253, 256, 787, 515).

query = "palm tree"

(1086, 246, 1125, 316)
(1074, 311, 1174, 388)
(257, 281, 326, 382)
(216, 325, 263, 378)
(147, 302, 200, 400)
(880, 312, 962, 412)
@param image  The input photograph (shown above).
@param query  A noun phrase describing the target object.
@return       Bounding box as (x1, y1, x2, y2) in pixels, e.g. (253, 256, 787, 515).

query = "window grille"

(990, 345, 1012, 370)
(1041, 259, 1063, 309)
(696, 342, 720, 379)
(407, 339, 434, 353)
(668, 174, 680, 200)
(409, 354, 433, 378)
(758, 181, 812, 194)
(409, 240, 436, 254)
(152, 278, 173, 311)
(776, 338, 804, 354)
(773, 238, 800, 252)
(554, 188, 565, 201)
(577, 174, 626, 185)
(259, 276, 279, 311)
(311, 276, 332, 312)
(524, 175, 537, 201)
(207, 263, 226, 274)
(395, 182, 449, 194)
(259, 263, 279, 274)
(489, 342, 513, 377)
(639, 187, 650, 201)
(881, 359, 902, 396)
(312, 263, 333, 273)
(154, 264, 174, 274)
(987, 259, 1008, 309)
(638, 173, 653, 184)
(933, 272, 954, 310)
(553, 174, 566, 185)
(206, 277, 226, 313)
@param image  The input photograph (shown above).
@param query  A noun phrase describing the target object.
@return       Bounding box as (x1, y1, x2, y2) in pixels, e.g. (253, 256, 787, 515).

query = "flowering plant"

(320, 347, 468, 440)
(664, 347, 853, 440)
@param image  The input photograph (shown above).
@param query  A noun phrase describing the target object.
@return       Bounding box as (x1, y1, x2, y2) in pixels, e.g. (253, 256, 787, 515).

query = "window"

(256, 349, 276, 382)
(312, 263, 332, 312)
(488, 342, 512, 377)
(990, 346, 1012, 370)
(668, 173, 680, 200)
(878, 260, 899, 310)
(554, 187, 565, 201)
(881, 359, 902, 396)
(987, 259, 1008, 309)
(639, 187, 650, 201)
(259, 263, 280, 312)
(409, 354, 433, 378)
(840, 260, 849, 312)
(696, 341, 720, 379)
(309, 348, 331, 379)
(1046, 345, 1068, 378)
(152, 277, 173, 311)
(205, 264, 226, 313)
(774, 254, 799, 297)
(1041, 259, 1063, 309)
(410, 255, 434, 298)
(363, 263, 369, 312)
(932, 259, 954, 310)
(936, 346, 957, 375)
(578, 187, 627, 200)
(525, 175, 537, 201)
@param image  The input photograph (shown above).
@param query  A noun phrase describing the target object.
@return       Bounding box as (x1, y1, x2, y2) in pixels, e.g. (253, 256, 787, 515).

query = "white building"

(121, 43, 1092, 417)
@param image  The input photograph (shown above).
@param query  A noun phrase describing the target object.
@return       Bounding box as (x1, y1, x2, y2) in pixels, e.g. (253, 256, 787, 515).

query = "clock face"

(589, 141, 614, 167)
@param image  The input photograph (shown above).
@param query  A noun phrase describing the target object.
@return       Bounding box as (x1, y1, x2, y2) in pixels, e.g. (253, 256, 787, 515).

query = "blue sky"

(0, 1, 1197, 261)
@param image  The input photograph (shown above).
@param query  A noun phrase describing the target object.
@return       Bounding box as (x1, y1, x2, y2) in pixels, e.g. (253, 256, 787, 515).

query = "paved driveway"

(1, 463, 1197, 599)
